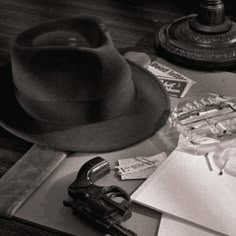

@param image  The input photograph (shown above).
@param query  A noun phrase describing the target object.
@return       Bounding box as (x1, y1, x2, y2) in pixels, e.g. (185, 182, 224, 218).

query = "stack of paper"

(158, 215, 222, 236)
(131, 150, 236, 236)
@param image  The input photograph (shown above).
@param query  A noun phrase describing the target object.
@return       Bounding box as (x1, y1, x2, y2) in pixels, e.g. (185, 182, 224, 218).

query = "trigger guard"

(103, 185, 131, 204)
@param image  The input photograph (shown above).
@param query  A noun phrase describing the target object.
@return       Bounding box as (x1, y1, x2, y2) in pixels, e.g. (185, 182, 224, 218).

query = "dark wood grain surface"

(0, 0, 186, 55)
(0, 0, 186, 176)
(0, 0, 234, 235)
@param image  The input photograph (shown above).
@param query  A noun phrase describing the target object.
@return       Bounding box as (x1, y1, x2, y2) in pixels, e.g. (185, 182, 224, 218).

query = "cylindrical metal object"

(198, 0, 225, 26)
(156, 0, 236, 68)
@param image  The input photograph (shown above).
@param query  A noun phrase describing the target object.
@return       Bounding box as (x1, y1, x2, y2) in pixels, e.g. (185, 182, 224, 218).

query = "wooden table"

(0, 0, 235, 235)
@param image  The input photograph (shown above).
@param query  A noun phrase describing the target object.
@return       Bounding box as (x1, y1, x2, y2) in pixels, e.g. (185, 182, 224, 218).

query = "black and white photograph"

(0, 1, 236, 235)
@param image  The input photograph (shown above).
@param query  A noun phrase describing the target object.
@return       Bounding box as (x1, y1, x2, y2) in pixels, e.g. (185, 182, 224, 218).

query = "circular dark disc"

(156, 14, 236, 69)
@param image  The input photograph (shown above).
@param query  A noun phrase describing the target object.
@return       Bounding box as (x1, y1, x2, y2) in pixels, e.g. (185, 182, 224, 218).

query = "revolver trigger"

(104, 186, 130, 201)
(102, 186, 132, 214)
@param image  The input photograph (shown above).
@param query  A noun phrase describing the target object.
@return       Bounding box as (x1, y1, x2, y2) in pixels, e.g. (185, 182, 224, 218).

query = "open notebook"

(131, 150, 236, 236)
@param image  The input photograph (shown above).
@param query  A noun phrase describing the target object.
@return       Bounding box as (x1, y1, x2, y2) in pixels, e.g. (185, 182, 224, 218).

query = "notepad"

(131, 150, 236, 236)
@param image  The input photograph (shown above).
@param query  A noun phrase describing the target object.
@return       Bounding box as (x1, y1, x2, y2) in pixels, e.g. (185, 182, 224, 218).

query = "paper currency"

(115, 152, 167, 180)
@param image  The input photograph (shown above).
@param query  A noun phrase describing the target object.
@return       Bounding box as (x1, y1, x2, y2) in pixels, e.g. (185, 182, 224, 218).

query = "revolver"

(63, 156, 137, 236)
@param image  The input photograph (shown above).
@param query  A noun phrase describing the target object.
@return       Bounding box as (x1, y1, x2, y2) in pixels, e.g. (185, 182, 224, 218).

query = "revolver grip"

(64, 156, 137, 236)
(69, 156, 110, 189)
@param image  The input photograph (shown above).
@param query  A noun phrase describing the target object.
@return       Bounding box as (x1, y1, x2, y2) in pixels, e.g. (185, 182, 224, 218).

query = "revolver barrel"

(109, 223, 137, 236)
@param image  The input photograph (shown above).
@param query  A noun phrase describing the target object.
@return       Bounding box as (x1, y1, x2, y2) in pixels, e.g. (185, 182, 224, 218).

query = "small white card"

(147, 61, 196, 98)
(115, 152, 167, 180)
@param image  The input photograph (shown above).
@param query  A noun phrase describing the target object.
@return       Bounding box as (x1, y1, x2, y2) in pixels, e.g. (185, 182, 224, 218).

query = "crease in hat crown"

(11, 16, 136, 125)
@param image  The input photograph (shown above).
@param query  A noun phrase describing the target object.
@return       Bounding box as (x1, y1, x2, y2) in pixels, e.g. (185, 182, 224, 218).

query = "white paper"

(132, 150, 236, 236)
(158, 215, 223, 236)
(116, 152, 167, 179)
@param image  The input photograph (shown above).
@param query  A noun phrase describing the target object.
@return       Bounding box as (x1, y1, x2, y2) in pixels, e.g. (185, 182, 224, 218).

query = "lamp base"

(156, 14, 236, 69)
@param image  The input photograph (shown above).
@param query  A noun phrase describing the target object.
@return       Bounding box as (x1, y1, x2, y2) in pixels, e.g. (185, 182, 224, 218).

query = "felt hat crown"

(0, 16, 170, 152)
(12, 16, 135, 125)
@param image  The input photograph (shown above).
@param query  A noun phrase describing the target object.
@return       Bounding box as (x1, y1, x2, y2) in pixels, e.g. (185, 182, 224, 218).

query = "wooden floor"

(0, 0, 235, 235)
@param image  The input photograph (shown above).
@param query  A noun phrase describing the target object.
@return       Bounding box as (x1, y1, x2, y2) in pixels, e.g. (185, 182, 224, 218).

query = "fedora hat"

(0, 16, 170, 152)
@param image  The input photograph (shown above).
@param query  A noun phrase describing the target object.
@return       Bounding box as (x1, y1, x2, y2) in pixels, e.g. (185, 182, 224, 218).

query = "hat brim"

(0, 60, 170, 152)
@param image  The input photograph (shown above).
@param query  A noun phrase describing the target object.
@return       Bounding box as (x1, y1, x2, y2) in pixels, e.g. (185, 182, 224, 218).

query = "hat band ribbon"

(15, 88, 135, 125)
